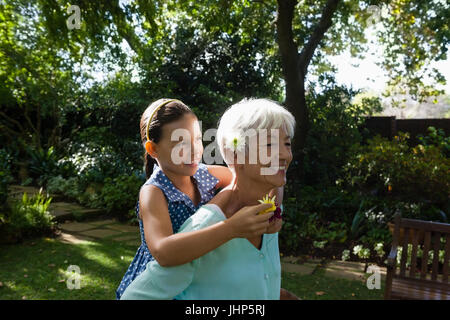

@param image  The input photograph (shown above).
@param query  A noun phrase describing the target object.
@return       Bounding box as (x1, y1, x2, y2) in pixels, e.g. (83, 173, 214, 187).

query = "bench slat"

(444, 235, 450, 283)
(400, 227, 410, 277)
(432, 232, 441, 281)
(401, 219, 450, 234)
(421, 231, 431, 280)
(409, 229, 419, 278)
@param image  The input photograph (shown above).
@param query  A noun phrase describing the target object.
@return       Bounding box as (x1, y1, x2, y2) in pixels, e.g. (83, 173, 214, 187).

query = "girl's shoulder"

(142, 165, 182, 202)
(139, 183, 166, 207)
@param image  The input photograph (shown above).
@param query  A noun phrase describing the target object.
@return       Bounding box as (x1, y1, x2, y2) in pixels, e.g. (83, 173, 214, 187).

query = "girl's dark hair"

(140, 98, 195, 179)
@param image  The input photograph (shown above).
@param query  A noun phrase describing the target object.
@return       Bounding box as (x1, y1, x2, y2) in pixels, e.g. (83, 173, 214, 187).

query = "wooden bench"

(385, 213, 450, 300)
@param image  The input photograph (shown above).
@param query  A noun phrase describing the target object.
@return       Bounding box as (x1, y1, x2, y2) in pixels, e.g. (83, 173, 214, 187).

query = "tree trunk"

(276, 0, 308, 180)
(276, 0, 340, 181)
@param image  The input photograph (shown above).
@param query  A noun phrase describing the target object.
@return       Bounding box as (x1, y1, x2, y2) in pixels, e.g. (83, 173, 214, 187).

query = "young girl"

(116, 98, 280, 299)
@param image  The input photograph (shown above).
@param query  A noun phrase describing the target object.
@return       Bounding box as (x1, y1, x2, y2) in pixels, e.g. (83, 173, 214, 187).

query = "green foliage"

(46, 176, 83, 202)
(100, 174, 144, 221)
(0, 1, 84, 152)
(47, 171, 145, 221)
(338, 132, 450, 208)
(0, 149, 14, 206)
(280, 185, 359, 253)
(62, 130, 142, 188)
(302, 78, 383, 186)
(26, 146, 60, 187)
(0, 190, 56, 243)
(417, 126, 450, 158)
(376, 0, 450, 103)
(280, 130, 450, 257)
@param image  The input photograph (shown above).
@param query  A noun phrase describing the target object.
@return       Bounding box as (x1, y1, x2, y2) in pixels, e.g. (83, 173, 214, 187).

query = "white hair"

(217, 98, 296, 165)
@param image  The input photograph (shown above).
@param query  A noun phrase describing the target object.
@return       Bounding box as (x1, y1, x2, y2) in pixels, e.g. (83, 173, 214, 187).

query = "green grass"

(0, 237, 137, 300)
(0, 237, 384, 300)
(281, 269, 384, 300)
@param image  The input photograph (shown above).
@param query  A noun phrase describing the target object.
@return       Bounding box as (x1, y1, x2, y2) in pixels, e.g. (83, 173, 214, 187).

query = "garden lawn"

(0, 237, 383, 300)
(281, 270, 384, 300)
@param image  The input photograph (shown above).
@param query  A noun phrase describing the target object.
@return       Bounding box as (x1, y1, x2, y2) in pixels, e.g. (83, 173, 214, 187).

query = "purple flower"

(269, 206, 282, 223)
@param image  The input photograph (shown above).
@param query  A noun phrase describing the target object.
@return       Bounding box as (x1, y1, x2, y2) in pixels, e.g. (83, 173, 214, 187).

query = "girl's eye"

(286, 143, 291, 146)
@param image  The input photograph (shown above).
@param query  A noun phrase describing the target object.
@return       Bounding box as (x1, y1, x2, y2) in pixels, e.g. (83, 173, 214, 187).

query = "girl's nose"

(191, 141, 203, 160)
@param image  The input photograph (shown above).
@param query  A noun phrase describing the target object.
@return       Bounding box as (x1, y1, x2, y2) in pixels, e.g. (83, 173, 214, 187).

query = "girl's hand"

(226, 203, 274, 239)
(265, 217, 283, 234)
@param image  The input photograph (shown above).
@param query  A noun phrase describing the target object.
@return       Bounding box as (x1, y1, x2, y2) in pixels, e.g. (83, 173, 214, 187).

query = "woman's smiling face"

(235, 126, 292, 189)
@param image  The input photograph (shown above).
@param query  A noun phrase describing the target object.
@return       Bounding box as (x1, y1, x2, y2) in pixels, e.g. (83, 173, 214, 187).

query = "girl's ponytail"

(144, 152, 156, 179)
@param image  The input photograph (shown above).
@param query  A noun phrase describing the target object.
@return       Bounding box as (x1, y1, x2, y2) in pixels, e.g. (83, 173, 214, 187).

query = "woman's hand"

(225, 203, 274, 238)
(265, 217, 283, 234)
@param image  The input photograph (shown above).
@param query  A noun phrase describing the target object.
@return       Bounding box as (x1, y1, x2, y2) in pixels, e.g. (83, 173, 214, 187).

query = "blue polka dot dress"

(115, 163, 219, 299)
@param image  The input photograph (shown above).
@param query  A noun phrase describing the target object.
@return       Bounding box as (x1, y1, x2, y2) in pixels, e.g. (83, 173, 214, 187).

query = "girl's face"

(236, 126, 292, 189)
(152, 114, 204, 177)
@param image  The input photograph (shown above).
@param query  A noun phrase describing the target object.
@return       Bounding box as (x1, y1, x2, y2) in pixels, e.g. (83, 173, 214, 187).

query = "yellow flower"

(257, 194, 277, 214)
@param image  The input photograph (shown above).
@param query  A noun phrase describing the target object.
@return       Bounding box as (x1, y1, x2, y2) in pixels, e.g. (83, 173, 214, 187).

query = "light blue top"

(120, 203, 281, 300)
(115, 163, 219, 299)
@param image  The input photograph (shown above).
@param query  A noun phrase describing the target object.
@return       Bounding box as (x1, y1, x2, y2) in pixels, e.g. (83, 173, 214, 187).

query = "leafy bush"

(0, 190, 56, 243)
(338, 132, 450, 210)
(302, 79, 382, 186)
(0, 149, 14, 207)
(64, 128, 142, 189)
(46, 175, 84, 201)
(417, 126, 450, 158)
(26, 146, 60, 187)
(280, 185, 360, 254)
(100, 173, 144, 221)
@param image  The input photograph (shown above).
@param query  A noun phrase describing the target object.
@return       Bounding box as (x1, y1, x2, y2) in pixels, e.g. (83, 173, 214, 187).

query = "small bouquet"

(258, 195, 282, 222)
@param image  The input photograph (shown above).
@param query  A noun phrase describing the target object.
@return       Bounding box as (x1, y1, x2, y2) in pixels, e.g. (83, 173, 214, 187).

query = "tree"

(275, 0, 448, 175)
(0, 1, 83, 151)
(2, 0, 448, 177)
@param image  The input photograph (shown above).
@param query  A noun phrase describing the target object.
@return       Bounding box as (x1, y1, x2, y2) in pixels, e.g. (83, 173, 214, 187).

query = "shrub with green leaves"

(100, 173, 144, 221)
(338, 132, 449, 212)
(417, 126, 450, 158)
(0, 149, 14, 207)
(26, 146, 60, 187)
(46, 175, 84, 201)
(0, 190, 56, 243)
(302, 80, 382, 186)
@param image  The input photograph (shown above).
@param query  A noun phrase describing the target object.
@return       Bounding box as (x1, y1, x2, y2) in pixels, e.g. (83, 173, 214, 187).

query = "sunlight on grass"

(81, 246, 122, 270)
(1, 237, 386, 300)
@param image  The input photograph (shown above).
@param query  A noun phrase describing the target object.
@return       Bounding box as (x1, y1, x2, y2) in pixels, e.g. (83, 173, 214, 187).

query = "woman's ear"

(145, 141, 157, 158)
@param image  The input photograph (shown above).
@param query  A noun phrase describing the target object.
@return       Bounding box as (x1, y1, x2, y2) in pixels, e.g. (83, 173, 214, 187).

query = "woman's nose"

(278, 143, 291, 162)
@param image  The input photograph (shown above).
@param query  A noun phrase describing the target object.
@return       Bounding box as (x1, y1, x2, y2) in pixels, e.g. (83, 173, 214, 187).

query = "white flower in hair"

(224, 130, 246, 153)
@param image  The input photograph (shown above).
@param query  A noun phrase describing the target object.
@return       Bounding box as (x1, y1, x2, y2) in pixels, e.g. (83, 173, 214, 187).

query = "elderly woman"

(121, 98, 296, 300)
